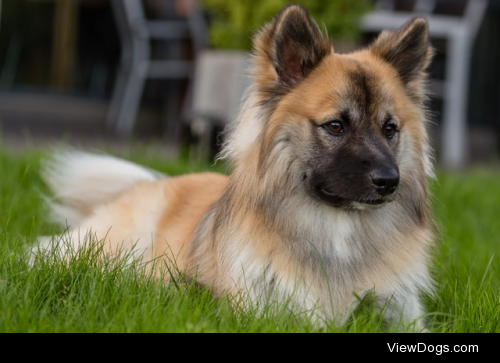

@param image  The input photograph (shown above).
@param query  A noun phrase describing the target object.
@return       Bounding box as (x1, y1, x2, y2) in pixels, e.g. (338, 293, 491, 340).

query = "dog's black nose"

(370, 168, 399, 196)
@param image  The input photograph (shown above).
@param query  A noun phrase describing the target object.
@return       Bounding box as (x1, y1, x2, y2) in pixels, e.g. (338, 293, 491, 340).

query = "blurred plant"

(200, 0, 372, 50)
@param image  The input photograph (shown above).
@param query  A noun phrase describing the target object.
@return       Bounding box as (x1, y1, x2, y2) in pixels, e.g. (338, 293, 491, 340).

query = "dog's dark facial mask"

(253, 6, 432, 210)
(307, 66, 402, 209)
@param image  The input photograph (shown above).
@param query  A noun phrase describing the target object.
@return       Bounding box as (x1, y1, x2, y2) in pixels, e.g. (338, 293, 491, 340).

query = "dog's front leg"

(375, 287, 427, 332)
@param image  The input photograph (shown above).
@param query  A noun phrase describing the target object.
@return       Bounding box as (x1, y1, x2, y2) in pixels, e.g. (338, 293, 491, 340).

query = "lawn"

(1, 146, 499, 333)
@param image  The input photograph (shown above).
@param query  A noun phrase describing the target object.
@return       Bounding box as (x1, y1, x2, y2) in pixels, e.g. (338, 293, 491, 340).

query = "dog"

(33, 5, 435, 329)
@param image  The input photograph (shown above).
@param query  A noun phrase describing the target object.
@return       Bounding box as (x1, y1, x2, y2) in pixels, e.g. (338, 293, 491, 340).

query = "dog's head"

(224, 6, 433, 211)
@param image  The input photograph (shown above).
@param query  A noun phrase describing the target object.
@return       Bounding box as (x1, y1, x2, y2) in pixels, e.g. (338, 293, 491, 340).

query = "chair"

(360, 0, 488, 168)
(107, 0, 208, 138)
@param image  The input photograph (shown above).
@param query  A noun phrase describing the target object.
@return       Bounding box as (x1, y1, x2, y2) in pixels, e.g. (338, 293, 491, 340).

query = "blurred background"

(0, 0, 498, 167)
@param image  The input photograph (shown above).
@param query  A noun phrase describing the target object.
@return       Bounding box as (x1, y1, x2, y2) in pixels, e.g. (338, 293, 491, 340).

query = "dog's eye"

(384, 124, 397, 139)
(327, 121, 344, 134)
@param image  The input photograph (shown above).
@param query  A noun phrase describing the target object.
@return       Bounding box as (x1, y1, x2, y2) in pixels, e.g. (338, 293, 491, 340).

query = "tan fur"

(153, 173, 228, 269)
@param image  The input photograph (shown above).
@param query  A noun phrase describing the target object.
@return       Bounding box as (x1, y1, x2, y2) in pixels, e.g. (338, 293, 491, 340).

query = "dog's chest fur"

(189, 190, 432, 322)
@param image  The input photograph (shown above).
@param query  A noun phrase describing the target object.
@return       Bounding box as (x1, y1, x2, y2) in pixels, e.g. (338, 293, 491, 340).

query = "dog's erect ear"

(370, 17, 433, 86)
(253, 5, 331, 90)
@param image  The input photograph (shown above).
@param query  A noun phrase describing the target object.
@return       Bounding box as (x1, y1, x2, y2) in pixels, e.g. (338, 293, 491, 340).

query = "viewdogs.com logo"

(387, 343, 478, 355)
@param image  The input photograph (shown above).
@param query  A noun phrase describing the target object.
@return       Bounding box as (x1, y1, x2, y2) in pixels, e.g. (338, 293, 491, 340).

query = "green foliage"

(1, 145, 500, 332)
(200, 0, 372, 50)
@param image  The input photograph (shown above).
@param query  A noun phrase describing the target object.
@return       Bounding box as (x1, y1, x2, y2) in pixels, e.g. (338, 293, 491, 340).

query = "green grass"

(1, 146, 500, 333)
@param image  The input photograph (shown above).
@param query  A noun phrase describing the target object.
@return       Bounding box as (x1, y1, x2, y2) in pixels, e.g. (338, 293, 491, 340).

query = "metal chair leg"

(442, 33, 471, 168)
(113, 63, 148, 137)
(106, 65, 129, 133)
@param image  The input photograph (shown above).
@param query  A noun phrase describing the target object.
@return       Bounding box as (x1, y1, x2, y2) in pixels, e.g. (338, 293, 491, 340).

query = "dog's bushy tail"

(42, 150, 163, 227)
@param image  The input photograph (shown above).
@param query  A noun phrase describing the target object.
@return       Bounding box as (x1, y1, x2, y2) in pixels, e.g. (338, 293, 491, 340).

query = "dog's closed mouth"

(319, 188, 346, 205)
(319, 188, 386, 206)
(358, 199, 386, 206)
